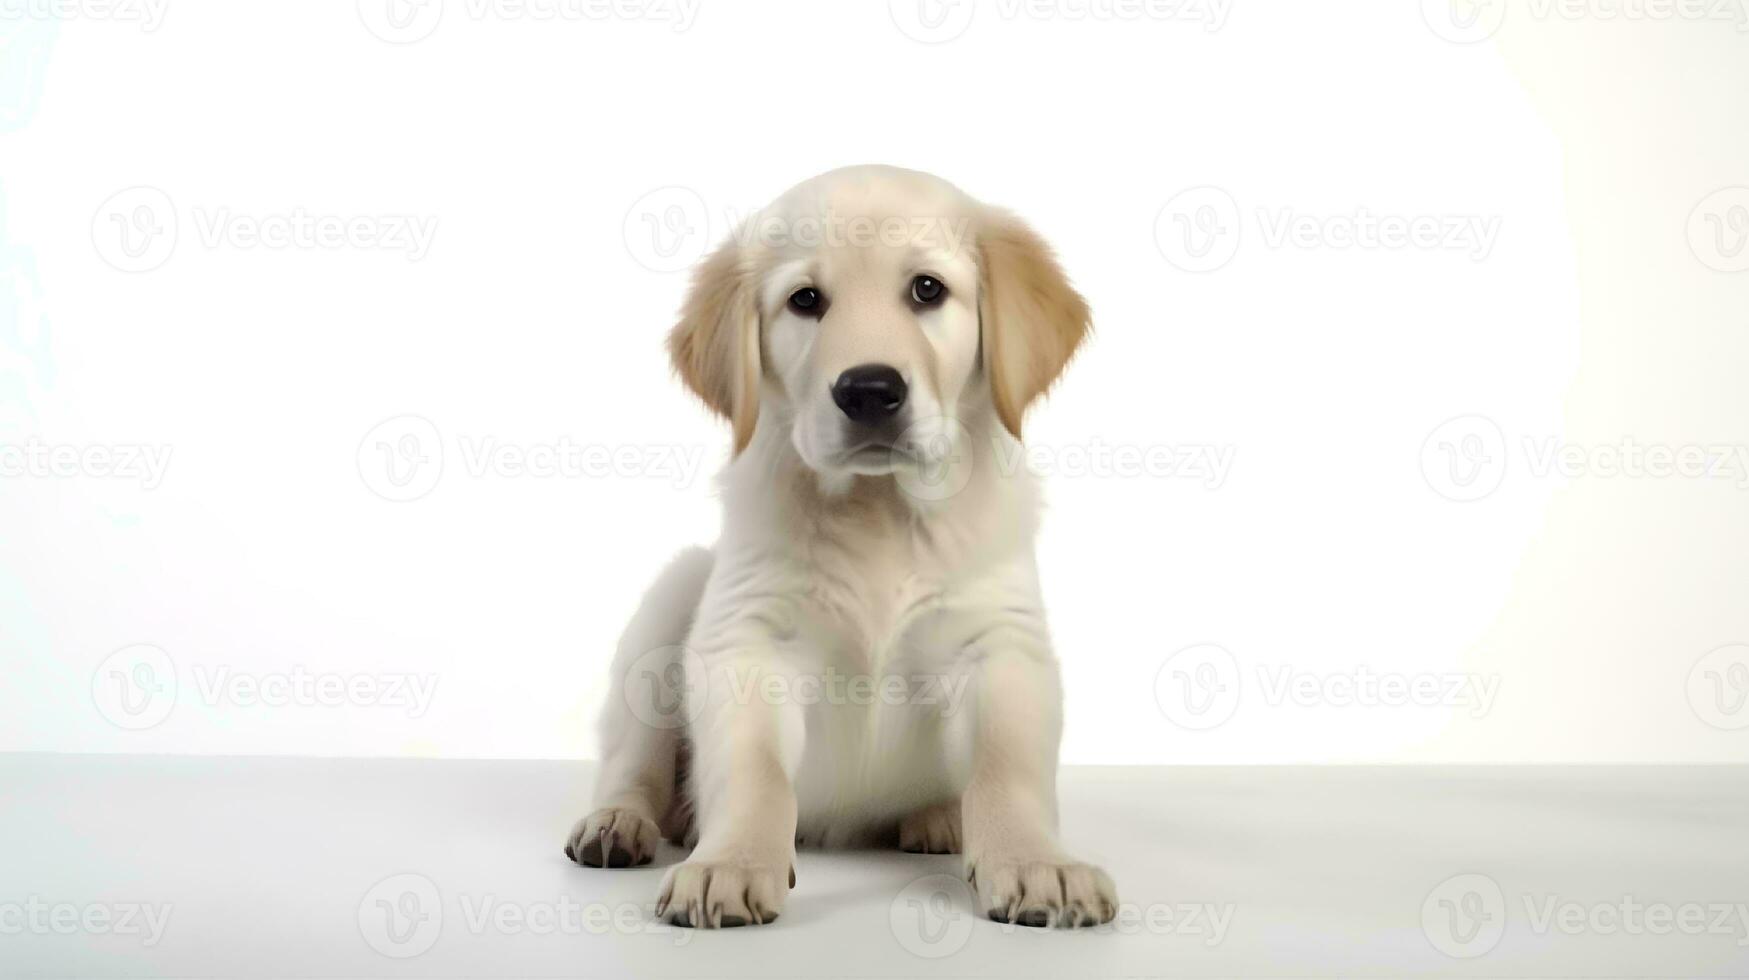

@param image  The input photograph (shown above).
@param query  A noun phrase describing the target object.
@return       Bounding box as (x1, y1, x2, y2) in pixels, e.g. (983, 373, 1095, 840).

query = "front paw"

(564, 808, 659, 868)
(655, 859, 791, 928)
(968, 856, 1117, 928)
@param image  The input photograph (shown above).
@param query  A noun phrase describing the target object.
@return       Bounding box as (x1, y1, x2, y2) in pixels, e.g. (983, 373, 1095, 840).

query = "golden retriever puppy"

(566, 165, 1114, 929)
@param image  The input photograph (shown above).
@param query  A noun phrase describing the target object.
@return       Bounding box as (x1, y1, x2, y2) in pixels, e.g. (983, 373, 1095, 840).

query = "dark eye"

(787, 287, 824, 317)
(910, 275, 946, 306)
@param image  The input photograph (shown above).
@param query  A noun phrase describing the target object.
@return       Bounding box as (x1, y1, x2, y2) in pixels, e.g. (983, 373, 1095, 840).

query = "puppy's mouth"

(833, 441, 919, 474)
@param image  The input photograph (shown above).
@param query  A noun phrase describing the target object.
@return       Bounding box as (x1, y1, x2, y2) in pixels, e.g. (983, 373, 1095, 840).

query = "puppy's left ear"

(667, 238, 762, 454)
(976, 209, 1091, 439)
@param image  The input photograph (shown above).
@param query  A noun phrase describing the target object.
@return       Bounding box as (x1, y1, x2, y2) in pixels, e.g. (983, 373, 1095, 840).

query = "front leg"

(655, 642, 801, 928)
(960, 631, 1117, 928)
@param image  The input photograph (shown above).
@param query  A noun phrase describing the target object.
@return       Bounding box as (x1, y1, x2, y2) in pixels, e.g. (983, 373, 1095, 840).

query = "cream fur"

(566, 166, 1114, 930)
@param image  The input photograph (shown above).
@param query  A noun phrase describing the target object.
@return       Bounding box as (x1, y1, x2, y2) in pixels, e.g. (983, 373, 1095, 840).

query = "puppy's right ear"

(667, 239, 761, 454)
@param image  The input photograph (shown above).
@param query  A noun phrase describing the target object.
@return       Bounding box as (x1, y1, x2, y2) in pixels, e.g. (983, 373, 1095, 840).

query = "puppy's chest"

(801, 530, 963, 669)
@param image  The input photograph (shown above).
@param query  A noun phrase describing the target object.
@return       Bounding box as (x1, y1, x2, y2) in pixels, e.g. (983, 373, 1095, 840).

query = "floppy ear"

(667, 239, 762, 454)
(976, 209, 1091, 439)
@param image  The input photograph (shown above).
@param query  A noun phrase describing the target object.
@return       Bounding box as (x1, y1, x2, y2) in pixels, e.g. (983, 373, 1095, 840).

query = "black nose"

(831, 364, 908, 424)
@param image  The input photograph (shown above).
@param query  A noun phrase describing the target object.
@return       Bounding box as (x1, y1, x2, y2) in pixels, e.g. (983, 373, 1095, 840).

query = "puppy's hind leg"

(565, 547, 713, 869)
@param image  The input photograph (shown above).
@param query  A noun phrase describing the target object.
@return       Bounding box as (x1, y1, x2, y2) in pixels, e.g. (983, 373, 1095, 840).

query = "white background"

(2, 0, 1746, 764)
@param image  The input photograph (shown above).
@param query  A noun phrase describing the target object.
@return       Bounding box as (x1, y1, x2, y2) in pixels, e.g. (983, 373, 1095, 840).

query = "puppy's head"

(669, 165, 1088, 482)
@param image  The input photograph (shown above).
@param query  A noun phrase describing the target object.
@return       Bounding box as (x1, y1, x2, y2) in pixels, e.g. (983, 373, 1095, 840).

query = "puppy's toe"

(565, 808, 659, 868)
(655, 860, 788, 928)
(971, 856, 1116, 928)
(898, 800, 962, 854)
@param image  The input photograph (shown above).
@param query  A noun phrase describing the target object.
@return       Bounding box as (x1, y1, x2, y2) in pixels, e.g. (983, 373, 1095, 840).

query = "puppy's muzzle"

(831, 364, 907, 425)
